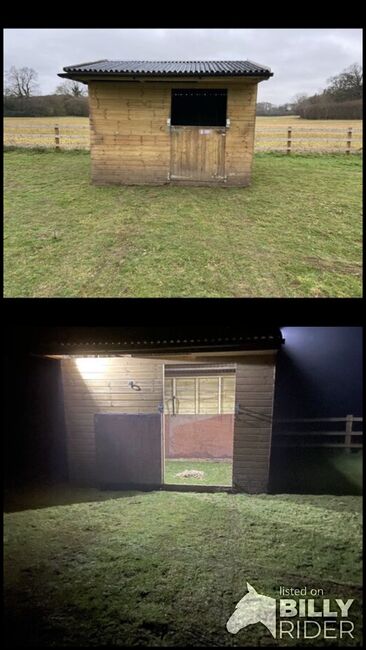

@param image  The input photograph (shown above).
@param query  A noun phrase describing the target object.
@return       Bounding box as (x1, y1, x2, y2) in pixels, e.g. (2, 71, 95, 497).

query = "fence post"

(345, 414, 353, 452)
(286, 126, 292, 154)
(54, 124, 60, 150)
(346, 127, 352, 154)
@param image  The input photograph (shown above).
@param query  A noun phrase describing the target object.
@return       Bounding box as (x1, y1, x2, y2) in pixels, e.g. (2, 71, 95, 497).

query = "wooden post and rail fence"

(282, 126, 357, 154)
(272, 415, 363, 452)
(4, 123, 363, 153)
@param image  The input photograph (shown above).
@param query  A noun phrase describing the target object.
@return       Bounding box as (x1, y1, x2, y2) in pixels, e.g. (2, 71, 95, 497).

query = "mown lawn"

(4, 487, 362, 646)
(4, 150, 362, 297)
(164, 459, 233, 486)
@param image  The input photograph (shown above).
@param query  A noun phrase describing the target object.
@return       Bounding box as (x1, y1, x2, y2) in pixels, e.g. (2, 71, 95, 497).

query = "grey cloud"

(4, 28, 362, 104)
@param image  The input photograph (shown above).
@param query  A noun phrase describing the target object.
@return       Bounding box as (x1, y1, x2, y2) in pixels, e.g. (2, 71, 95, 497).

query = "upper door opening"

(171, 89, 227, 127)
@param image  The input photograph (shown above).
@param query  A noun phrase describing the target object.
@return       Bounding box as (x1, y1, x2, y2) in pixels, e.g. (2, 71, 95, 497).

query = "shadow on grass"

(268, 449, 362, 496)
(4, 481, 146, 513)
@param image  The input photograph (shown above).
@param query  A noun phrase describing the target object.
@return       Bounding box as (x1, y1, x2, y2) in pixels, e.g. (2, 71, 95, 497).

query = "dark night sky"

(274, 327, 363, 418)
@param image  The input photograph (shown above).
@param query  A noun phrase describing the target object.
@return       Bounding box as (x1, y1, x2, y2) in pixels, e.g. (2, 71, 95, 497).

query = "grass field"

(4, 486, 363, 646)
(163, 450, 363, 493)
(164, 459, 233, 486)
(4, 115, 363, 152)
(4, 150, 362, 297)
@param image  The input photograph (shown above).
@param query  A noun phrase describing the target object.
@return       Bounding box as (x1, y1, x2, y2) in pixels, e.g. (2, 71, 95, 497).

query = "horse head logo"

(226, 582, 276, 638)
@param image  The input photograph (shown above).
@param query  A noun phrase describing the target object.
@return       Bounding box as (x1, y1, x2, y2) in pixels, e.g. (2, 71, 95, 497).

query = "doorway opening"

(163, 363, 235, 487)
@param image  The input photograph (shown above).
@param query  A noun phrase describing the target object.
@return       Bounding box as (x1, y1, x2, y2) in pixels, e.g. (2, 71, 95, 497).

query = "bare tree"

(55, 80, 87, 97)
(5, 66, 39, 97)
(326, 63, 363, 101)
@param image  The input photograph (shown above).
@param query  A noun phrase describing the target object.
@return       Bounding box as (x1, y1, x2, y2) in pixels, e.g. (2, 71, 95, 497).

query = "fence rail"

(256, 126, 362, 153)
(273, 415, 363, 451)
(4, 123, 90, 150)
(4, 122, 363, 153)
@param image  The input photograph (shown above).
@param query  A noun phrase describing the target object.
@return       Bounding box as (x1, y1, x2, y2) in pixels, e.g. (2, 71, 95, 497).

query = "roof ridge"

(245, 59, 272, 71)
(61, 60, 273, 77)
(64, 59, 108, 70)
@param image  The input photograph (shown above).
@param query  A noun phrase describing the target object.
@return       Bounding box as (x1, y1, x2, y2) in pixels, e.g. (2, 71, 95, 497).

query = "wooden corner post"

(286, 126, 292, 154)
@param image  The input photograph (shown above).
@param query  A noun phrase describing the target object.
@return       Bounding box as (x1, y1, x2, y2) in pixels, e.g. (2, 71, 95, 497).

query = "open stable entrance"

(58, 341, 280, 492)
(163, 363, 236, 487)
(170, 89, 227, 183)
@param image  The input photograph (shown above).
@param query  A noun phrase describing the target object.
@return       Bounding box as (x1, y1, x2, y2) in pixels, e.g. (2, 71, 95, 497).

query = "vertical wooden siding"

(225, 82, 258, 185)
(232, 354, 277, 493)
(61, 357, 164, 484)
(88, 79, 259, 186)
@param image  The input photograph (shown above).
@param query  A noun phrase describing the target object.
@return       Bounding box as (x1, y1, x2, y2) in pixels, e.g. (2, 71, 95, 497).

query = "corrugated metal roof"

(61, 60, 272, 77)
(27, 326, 283, 356)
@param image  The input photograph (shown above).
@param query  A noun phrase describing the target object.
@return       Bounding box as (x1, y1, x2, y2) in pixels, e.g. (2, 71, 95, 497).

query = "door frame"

(162, 362, 236, 488)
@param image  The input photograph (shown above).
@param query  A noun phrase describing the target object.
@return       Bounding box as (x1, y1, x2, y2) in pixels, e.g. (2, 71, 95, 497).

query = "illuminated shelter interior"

(30, 327, 284, 493)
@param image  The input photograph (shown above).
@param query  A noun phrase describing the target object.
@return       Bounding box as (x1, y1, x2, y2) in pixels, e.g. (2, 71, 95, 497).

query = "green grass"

(4, 486, 362, 646)
(4, 150, 362, 297)
(164, 459, 233, 485)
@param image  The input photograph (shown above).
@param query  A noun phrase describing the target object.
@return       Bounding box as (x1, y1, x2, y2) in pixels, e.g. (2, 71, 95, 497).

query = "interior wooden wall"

(88, 78, 259, 186)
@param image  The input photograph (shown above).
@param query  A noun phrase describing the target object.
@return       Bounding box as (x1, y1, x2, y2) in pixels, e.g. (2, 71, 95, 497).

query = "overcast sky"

(4, 28, 362, 103)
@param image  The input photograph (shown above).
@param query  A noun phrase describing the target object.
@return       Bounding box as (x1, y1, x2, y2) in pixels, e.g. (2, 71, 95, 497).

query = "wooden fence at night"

(272, 415, 363, 451)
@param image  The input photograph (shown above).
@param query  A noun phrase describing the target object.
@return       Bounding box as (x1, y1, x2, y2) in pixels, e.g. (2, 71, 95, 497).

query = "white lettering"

(304, 621, 321, 639)
(340, 620, 354, 638)
(307, 599, 323, 617)
(323, 620, 337, 639)
(323, 599, 338, 617)
(336, 599, 354, 617)
(279, 621, 294, 638)
(280, 600, 297, 617)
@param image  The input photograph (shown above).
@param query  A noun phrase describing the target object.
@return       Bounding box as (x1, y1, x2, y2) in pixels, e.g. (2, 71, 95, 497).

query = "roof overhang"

(28, 326, 284, 359)
(58, 73, 272, 85)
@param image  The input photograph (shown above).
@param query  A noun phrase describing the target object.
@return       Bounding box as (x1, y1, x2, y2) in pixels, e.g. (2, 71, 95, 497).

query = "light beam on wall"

(74, 357, 109, 376)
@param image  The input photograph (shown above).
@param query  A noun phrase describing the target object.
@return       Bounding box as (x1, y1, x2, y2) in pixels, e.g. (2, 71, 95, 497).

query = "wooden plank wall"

(88, 79, 259, 186)
(61, 357, 164, 484)
(232, 354, 277, 493)
(225, 82, 258, 186)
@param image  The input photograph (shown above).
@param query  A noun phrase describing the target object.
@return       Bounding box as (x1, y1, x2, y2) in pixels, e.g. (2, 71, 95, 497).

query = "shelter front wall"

(88, 79, 259, 186)
(88, 81, 171, 185)
(232, 354, 276, 493)
(61, 357, 164, 484)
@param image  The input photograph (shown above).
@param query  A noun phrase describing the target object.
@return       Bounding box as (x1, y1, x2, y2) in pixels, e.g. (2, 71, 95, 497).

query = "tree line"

(3, 63, 363, 119)
(292, 63, 362, 119)
(256, 64, 362, 119)
(4, 67, 88, 116)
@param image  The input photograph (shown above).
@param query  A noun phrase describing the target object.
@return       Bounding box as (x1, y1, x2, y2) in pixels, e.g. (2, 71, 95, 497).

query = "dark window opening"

(171, 89, 227, 127)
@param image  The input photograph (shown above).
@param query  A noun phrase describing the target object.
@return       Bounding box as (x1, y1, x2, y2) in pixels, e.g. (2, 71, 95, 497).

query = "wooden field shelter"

(38, 327, 284, 493)
(58, 60, 273, 186)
